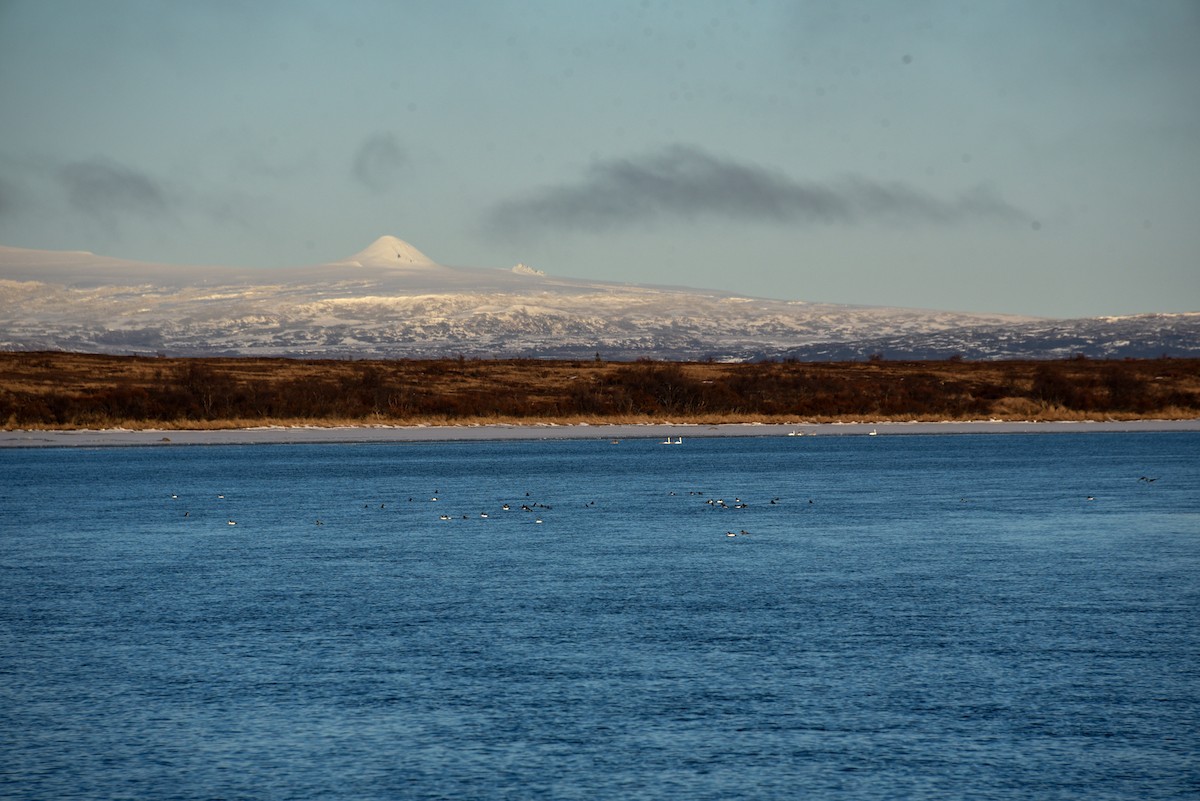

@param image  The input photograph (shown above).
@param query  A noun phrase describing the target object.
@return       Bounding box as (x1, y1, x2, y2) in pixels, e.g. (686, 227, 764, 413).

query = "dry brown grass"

(2, 351, 1197, 430)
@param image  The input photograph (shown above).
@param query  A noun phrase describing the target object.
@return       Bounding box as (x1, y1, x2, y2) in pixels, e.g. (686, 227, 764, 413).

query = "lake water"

(2, 433, 1198, 800)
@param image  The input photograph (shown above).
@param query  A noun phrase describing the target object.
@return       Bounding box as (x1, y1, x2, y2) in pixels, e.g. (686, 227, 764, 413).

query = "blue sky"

(1, 0, 1197, 318)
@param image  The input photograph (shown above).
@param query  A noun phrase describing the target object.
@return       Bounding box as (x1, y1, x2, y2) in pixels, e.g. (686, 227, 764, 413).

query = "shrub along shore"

(2, 351, 1198, 431)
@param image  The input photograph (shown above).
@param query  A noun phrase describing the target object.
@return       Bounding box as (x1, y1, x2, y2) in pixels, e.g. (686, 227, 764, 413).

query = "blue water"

(2, 433, 1198, 800)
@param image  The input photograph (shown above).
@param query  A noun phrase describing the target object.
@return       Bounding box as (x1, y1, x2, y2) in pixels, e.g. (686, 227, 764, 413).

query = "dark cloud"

(836, 177, 1025, 224)
(351, 132, 407, 193)
(58, 158, 173, 225)
(486, 145, 1028, 235)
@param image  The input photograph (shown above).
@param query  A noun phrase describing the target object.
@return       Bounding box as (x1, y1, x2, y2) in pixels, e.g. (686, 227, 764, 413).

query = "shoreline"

(3, 418, 1199, 448)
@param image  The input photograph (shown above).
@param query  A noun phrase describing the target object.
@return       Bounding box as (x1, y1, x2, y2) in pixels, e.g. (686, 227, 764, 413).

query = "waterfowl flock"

(159, 442, 1161, 540)
(162, 474, 809, 541)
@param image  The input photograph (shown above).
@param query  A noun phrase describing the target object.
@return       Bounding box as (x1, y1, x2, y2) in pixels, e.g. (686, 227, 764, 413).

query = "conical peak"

(350, 236, 438, 267)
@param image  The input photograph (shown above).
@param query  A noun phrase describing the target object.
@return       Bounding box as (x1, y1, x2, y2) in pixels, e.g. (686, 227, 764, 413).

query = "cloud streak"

(59, 158, 174, 225)
(40, 156, 266, 237)
(487, 145, 1028, 235)
(0, 176, 13, 219)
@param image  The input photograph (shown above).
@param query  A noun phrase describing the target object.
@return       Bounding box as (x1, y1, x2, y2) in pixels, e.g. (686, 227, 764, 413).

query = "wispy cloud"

(0, 175, 13, 219)
(486, 145, 1028, 235)
(58, 158, 174, 226)
(29, 155, 269, 240)
(351, 132, 407, 193)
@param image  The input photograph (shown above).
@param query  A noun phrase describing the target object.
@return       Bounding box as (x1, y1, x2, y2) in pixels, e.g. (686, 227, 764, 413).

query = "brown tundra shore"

(2, 352, 1198, 434)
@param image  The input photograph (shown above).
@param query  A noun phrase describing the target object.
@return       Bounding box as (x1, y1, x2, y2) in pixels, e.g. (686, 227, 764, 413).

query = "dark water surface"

(2, 433, 1198, 800)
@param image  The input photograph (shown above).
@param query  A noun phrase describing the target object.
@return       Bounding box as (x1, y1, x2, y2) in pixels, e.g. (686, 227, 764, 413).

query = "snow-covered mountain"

(1, 237, 1196, 360)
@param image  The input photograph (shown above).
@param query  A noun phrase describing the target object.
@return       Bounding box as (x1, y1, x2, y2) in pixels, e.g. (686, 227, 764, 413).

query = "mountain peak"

(346, 236, 439, 268)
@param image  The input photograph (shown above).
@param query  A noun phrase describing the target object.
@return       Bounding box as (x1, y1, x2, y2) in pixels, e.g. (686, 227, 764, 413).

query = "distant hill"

(1, 238, 1196, 360)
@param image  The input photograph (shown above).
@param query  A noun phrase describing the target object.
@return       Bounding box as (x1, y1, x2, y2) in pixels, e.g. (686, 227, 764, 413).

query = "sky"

(1, 0, 1197, 318)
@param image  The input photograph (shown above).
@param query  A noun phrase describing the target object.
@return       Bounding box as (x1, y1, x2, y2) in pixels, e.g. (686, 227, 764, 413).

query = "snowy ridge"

(1, 239, 1197, 360)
